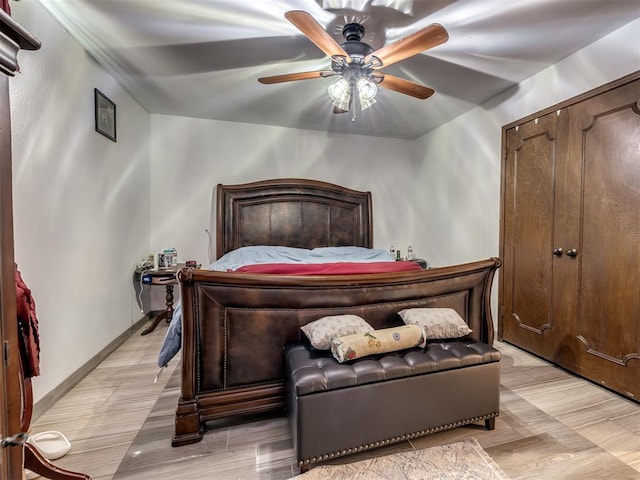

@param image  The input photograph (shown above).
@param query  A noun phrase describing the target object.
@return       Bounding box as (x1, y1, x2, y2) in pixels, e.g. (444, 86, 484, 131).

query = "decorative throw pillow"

(398, 308, 472, 339)
(300, 315, 373, 350)
(330, 324, 426, 363)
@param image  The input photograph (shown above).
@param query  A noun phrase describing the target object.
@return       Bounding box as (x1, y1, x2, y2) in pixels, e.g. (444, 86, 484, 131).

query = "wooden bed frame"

(172, 178, 501, 446)
(215, 177, 373, 258)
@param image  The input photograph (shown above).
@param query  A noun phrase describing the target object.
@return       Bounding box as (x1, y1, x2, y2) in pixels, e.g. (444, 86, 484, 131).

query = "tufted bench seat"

(284, 339, 501, 471)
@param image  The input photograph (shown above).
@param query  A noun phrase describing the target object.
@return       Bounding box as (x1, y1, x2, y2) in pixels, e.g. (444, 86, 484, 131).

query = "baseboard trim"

(31, 312, 161, 422)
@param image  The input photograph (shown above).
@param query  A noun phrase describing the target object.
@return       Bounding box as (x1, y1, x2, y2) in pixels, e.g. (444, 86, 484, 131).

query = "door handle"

(552, 247, 563, 256)
(566, 248, 578, 257)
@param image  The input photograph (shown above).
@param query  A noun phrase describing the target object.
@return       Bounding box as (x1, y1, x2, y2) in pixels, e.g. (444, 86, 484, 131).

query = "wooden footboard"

(172, 257, 501, 446)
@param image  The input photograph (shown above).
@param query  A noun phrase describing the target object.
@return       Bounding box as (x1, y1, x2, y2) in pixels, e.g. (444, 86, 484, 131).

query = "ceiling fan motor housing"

(342, 23, 365, 42)
(332, 22, 375, 76)
(340, 23, 373, 61)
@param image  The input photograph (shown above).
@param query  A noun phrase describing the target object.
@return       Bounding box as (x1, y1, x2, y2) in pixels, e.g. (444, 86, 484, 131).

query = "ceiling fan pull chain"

(351, 80, 358, 122)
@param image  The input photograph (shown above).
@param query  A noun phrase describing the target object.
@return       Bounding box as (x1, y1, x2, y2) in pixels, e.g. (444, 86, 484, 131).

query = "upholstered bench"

(284, 339, 501, 472)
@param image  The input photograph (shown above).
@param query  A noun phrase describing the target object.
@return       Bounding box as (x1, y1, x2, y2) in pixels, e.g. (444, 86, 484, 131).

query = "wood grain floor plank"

(29, 328, 640, 480)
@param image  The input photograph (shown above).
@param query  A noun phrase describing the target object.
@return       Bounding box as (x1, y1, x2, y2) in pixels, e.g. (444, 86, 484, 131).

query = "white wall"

(10, 1, 151, 403)
(149, 116, 416, 265)
(413, 18, 640, 268)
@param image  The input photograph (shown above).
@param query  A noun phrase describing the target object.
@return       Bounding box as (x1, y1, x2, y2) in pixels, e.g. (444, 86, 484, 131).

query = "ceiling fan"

(258, 10, 449, 119)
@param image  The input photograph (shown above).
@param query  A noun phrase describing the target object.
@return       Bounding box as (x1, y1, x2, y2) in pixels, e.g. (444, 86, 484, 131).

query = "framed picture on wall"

(94, 88, 116, 142)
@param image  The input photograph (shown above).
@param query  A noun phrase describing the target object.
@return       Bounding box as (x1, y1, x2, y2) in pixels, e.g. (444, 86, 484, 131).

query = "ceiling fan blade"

(368, 23, 448, 68)
(285, 10, 350, 60)
(258, 70, 334, 84)
(377, 74, 435, 99)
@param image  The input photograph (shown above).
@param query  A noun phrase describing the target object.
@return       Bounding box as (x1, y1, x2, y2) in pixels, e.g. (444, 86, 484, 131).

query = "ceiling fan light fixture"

(328, 77, 350, 102)
(331, 89, 351, 112)
(359, 95, 377, 111)
(356, 77, 377, 101)
(332, 93, 352, 113)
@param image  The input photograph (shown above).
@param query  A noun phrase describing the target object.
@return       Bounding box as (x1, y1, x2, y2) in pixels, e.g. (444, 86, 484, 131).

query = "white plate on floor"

(27, 431, 71, 460)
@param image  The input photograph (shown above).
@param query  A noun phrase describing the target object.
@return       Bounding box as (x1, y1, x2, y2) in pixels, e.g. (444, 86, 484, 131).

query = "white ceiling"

(40, 0, 640, 140)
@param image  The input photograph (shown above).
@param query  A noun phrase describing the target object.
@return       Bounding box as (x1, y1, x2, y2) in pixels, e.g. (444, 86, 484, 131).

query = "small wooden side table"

(138, 267, 179, 336)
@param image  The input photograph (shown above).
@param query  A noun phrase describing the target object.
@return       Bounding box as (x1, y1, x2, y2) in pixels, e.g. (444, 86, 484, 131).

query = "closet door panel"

(573, 80, 640, 396)
(501, 113, 559, 357)
(500, 72, 640, 401)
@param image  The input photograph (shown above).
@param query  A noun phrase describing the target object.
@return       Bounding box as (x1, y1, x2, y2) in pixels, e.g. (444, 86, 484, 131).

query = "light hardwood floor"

(28, 322, 640, 479)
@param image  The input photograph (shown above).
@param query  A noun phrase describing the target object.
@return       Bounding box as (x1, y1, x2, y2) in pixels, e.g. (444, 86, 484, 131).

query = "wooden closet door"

(501, 74, 640, 401)
(501, 111, 576, 364)
(571, 79, 640, 398)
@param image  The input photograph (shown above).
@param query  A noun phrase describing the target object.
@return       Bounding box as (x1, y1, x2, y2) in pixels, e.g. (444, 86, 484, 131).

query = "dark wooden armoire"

(499, 71, 640, 400)
(0, 9, 40, 478)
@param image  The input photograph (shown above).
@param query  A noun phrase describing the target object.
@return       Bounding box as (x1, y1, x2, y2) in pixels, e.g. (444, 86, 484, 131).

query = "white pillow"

(398, 308, 472, 340)
(301, 315, 374, 350)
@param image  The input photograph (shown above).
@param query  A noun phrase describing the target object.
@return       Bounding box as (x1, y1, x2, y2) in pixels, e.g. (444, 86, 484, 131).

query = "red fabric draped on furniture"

(15, 264, 40, 378)
(234, 261, 423, 275)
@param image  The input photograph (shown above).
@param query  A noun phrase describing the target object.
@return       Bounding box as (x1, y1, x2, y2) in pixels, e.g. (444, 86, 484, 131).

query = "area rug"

(289, 438, 511, 480)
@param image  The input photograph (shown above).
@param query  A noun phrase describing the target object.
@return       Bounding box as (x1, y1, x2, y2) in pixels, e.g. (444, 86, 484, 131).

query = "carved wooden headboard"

(215, 178, 373, 259)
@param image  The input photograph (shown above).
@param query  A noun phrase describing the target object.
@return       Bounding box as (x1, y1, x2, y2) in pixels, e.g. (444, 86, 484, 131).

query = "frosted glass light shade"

(356, 77, 377, 101)
(328, 78, 350, 102)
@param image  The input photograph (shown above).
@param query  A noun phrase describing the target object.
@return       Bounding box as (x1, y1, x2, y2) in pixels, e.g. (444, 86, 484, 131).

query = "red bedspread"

(233, 261, 423, 275)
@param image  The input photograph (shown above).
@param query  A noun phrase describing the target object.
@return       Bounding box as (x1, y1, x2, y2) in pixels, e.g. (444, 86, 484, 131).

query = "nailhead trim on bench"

(297, 412, 499, 467)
